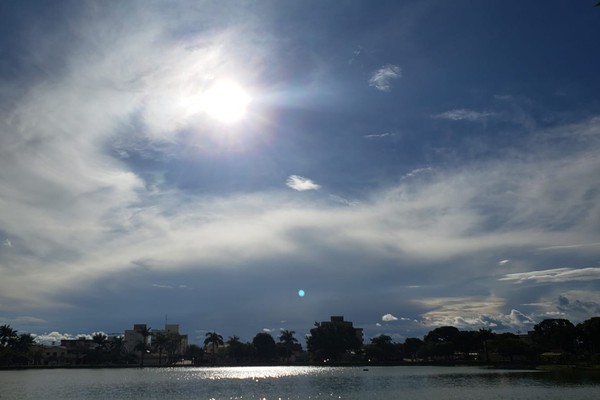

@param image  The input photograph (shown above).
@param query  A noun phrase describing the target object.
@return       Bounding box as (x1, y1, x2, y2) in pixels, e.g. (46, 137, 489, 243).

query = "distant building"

(123, 324, 149, 354)
(123, 322, 189, 363)
(60, 337, 97, 365)
(151, 324, 189, 358)
(37, 344, 68, 366)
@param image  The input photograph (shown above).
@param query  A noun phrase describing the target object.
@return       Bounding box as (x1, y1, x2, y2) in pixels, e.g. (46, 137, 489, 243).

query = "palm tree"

(165, 333, 182, 364)
(153, 332, 169, 365)
(227, 335, 242, 363)
(137, 326, 151, 367)
(204, 331, 224, 365)
(92, 333, 108, 349)
(278, 330, 298, 362)
(0, 325, 18, 346)
(110, 336, 126, 363)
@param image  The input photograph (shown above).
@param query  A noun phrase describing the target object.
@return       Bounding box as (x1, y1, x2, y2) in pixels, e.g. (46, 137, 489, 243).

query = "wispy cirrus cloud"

(369, 64, 401, 92)
(433, 108, 494, 121)
(500, 267, 600, 284)
(286, 175, 321, 191)
(364, 132, 397, 139)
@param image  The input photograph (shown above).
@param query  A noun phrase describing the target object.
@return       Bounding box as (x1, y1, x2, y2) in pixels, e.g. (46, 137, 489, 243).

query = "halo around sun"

(200, 79, 251, 123)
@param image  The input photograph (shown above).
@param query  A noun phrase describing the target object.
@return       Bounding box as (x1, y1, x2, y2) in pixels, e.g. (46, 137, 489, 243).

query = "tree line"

(2, 316, 599, 367)
(361, 317, 600, 365)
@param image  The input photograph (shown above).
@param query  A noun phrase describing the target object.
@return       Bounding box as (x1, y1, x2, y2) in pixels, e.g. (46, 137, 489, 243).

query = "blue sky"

(1, 0, 600, 345)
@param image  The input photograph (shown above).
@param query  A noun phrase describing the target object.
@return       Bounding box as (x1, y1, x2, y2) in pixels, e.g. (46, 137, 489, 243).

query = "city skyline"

(1, 1, 600, 345)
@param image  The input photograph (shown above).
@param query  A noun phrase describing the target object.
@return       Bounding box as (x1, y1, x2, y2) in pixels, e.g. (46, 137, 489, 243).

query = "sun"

(201, 79, 251, 123)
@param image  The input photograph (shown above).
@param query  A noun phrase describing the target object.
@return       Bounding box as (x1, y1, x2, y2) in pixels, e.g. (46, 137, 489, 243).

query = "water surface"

(1, 366, 599, 400)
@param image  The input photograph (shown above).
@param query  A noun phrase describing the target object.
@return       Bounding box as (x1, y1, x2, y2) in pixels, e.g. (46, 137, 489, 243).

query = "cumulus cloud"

(369, 64, 401, 91)
(34, 331, 100, 344)
(419, 296, 535, 331)
(2, 239, 11, 247)
(382, 313, 399, 322)
(556, 293, 600, 317)
(286, 175, 321, 191)
(499, 267, 600, 284)
(433, 109, 494, 121)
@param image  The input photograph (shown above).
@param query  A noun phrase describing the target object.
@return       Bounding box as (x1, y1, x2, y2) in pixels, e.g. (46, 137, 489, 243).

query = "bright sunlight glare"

(201, 79, 251, 123)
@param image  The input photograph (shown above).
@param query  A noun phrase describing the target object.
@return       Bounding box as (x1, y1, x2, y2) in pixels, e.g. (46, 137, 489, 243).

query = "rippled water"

(1, 366, 599, 400)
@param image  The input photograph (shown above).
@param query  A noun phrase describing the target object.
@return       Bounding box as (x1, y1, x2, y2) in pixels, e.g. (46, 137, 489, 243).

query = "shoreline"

(4, 362, 594, 372)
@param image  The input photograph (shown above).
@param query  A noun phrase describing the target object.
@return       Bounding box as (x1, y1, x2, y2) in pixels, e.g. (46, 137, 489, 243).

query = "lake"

(1, 366, 599, 400)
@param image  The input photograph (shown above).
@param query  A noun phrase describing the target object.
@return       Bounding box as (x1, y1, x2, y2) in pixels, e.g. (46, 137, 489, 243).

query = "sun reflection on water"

(185, 366, 323, 381)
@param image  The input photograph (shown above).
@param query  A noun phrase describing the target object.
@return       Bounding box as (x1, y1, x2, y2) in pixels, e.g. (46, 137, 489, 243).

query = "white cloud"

(152, 284, 173, 289)
(402, 167, 433, 180)
(556, 292, 600, 319)
(433, 109, 494, 121)
(369, 64, 401, 92)
(2, 239, 11, 247)
(499, 267, 600, 284)
(286, 175, 321, 191)
(537, 242, 600, 251)
(34, 331, 97, 344)
(498, 259, 510, 265)
(382, 313, 399, 322)
(364, 132, 396, 139)
(418, 296, 535, 330)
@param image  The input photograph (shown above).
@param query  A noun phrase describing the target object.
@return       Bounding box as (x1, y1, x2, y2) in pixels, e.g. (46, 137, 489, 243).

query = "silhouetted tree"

(109, 336, 126, 363)
(491, 333, 533, 362)
(477, 328, 495, 364)
(253, 332, 277, 361)
(278, 330, 299, 362)
(364, 335, 400, 362)
(0, 325, 18, 347)
(185, 344, 204, 365)
(153, 332, 169, 365)
(532, 319, 576, 353)
(92, 333, 108, 347)
(226, 335, 242, 363)
(422, 326, 460, 361)
(204, 331, 224, 365)
(307, 321, 362, 362)
(136, 326, 151, 367)
(403, 337, 424, 361)
(165, 333, 183, 364)
(577, 317, 600, 356)
(0, 328, 36, 366)
(424, 326, 460, 343)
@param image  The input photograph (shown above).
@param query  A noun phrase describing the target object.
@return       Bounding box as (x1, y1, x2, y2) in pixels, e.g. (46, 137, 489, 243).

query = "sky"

(1, 0, 600, 346)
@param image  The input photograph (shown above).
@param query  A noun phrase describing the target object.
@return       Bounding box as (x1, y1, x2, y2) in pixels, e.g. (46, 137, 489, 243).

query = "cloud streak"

(500, 267, 600, 284)
(433, 109, 494, 121)
(369, 64, 401, 92)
